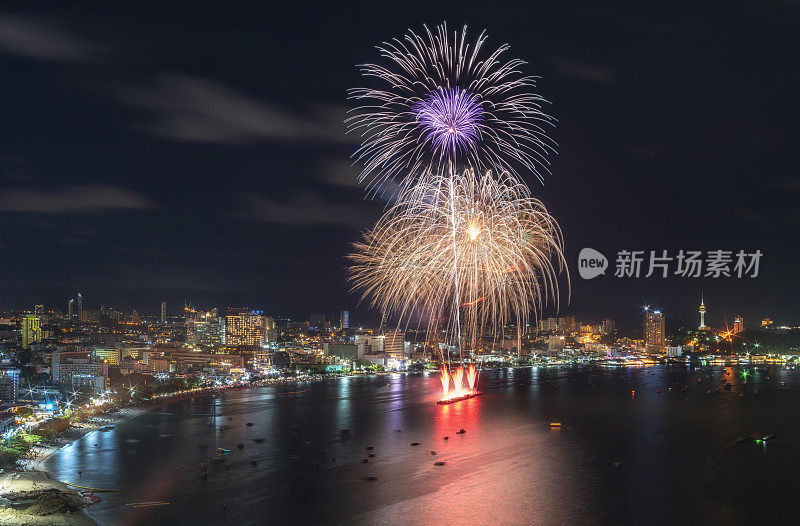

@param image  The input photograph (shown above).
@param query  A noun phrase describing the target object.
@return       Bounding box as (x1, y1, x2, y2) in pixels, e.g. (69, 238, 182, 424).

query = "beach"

(0, 408, 143, 525)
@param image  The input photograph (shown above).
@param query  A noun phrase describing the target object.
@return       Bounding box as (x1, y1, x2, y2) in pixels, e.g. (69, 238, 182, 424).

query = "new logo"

(578, 248, 608, 280)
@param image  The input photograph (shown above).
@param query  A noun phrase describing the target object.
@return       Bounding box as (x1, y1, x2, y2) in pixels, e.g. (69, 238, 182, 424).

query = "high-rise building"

(309, 313, 326, 330)
(601, 318, 615, 335)
(21, 314, 42, 349)
(761, 317, 773, 328)
(67, 299, 74, 319)
(226, 310, 266, 346)
(161, 301, 167, 324)
(34, 305, 44, 317)
(0, 368, 20, 401)
(644, 309, 665, 354)
(698, 294, 708, 330)
(339, 310, 350, 330)
(187, 311, 226, 348)
(77, 293, 83, 320)
(733, 315, 744, 334)
(384, 330, 405, 359)
(265, 317, 277, 342)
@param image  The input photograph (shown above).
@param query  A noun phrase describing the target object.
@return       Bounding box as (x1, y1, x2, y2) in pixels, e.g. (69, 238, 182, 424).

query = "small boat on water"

(549, 422, 562, 428)
(218, 448, 231, 455)
(237, 443, 246, 449)
(253, 438, 265, 443)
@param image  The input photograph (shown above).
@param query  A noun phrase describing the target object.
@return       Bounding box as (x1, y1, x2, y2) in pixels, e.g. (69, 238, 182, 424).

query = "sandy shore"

(0, 407, 145, 525)
(0, 471, 97, 525)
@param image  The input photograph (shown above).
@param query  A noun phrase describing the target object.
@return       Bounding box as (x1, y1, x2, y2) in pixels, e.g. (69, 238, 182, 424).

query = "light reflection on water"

(44, 365, 800, 525)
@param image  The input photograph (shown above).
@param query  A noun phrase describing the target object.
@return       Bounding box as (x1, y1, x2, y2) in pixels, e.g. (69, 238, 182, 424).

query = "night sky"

(1, 2, 798, 328)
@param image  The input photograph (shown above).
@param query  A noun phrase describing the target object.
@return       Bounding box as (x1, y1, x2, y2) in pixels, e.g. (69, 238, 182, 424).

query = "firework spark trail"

(348, 168, 568, 354)
(439, 365, 450, 399)
(466, 364, 477, 391)
(347, 23, 556, 193)
(452, 367, 464, 393)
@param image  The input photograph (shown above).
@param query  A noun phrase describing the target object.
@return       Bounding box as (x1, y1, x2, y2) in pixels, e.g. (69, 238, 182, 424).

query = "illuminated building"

(254, 347, 272, 372)
(761, 317, 773, 328)
(733, 315, 744, 334)
(324, 343, 363, 360)
(644, 309, 665, 354)
(602, 318, 615, 335)
(384, 330, 405, 359)
(698, 294, 709, 330)
(355, 334, 384, 354)
(21, 314, 42, 349)
(226, 310, 266, 346)
(93, 348, 122, 365)
(265, 317, 277, 342)
(161, 301, 167, 324)
(0, 368, 20, 401)
(666, 346, 682, 357)
(51, 351, 108, 393)
(77, 292, 83, 321)
(34, 305, 44, 318)
(67, 298, 74, 319)
(187, 313, 226, 348)
(548, 334, 565, 351)
(339, 310, 349, 330)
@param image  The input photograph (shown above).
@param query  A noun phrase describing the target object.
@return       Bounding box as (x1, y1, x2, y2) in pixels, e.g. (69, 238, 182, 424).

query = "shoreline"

(0, 408, 144, 526)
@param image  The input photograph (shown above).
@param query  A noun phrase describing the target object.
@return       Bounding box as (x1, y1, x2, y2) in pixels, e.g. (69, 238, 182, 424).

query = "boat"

(237, 443, 245, 449)
(437, 391, 484, 405)
(549, 422, 562, 428)
(218, 448, 231, 455)
(253, 438, 265, 443)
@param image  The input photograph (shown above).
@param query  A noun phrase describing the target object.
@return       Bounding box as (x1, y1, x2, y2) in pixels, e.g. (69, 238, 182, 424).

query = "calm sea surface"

(45, 365, 800, 525)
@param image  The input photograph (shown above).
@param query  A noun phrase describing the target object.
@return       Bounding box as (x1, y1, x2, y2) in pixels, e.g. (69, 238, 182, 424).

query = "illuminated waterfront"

(44, 365, 800, 525)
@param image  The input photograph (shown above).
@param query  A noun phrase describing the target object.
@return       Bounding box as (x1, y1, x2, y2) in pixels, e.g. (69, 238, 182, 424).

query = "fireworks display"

(347, 24, 568, 402)
(347, 23, 556, 192)
(348, 168, 566, 355)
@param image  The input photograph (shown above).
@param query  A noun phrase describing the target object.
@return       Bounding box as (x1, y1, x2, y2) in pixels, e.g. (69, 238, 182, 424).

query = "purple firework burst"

(413, 87, 483, 158)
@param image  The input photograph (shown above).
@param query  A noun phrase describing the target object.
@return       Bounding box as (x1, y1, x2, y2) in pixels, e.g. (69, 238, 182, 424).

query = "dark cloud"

(0, 14, 102, 62)
(0, 185, 154, 214)
(551, 58, 614, 83)
(121, 74, 351, 145)
(318, 159, 362, 188)
(770, 177, 800, 191)
(239, 191, 374, 227)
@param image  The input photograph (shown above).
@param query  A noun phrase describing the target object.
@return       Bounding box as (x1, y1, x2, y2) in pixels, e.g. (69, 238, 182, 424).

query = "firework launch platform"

(436, 391, 484, 405)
